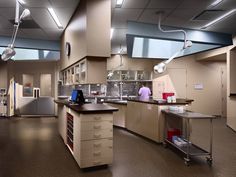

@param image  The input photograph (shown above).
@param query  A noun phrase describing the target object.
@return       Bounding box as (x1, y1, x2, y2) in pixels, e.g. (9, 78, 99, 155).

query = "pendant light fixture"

(1, 0, 30, 61)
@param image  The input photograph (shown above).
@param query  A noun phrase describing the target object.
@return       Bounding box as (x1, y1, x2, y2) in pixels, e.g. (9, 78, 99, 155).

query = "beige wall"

(60, 0, 111, 70)
(7, 61, 58, 97)
(155, 56, 226, 116)
(227, 45, 236, 131)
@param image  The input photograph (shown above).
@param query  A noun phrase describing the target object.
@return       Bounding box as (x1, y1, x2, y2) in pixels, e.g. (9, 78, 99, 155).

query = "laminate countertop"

(127, 98, 193, 105)
(54, 100, 118, 114)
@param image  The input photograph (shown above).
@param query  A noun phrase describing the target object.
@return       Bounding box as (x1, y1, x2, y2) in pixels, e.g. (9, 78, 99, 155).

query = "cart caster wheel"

(206, 158, 212, 166)
(184, 160, 190, 166)
(184, 158, 190, 166)
(163, 143, 168, 148)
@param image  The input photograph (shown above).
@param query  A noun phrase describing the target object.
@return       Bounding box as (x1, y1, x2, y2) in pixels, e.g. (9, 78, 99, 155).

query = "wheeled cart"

(162, 109, 216, 166)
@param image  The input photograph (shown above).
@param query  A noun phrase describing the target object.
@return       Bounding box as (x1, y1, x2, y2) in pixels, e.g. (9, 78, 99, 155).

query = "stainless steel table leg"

(184, 118, 190, 165)
(207, 118, 213, 166)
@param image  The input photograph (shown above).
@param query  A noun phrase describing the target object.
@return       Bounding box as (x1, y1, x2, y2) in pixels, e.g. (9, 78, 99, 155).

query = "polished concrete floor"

(0, 117, 236, 177)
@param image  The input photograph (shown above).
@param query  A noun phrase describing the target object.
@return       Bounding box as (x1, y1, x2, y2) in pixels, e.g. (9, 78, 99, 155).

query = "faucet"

(120, 82, 123, 100)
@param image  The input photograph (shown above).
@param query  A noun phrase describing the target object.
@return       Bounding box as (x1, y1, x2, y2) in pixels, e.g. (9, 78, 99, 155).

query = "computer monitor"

(70, 89, 85, 105)
(71, 90, 78, 103)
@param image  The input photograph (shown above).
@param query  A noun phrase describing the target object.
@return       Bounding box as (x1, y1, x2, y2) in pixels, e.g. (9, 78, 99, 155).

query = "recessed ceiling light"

(18, 0, 26, 5)
(110, 28, 114, 39)
(116, 0, 124, 8)
(48, 8, 63, 29)
(201, 9, 236, 29)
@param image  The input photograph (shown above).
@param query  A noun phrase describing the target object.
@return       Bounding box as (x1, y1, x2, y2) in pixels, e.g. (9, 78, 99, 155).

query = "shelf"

(165, 139, 209, 156)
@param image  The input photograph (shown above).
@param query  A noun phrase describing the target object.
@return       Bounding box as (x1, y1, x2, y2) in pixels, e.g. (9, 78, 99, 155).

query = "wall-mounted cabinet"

(107, 70, 152, 81)
(60, 57, 107, 85)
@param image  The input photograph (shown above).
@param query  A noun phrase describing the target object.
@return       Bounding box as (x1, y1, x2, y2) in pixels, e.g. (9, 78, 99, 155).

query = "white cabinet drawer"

(80, 139, 112, 151)
(80, 129, 113, 140)
(80, 157, 113, 168)
(79, 145, 113, 160)
(80, 113, 113, 122)
(81, 121, 113, 131)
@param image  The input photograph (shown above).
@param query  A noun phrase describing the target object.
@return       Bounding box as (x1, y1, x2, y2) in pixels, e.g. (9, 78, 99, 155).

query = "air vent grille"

(192, 10, 225, 21)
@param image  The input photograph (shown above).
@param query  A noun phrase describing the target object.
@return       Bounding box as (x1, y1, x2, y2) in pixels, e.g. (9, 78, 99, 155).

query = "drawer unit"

(73, 111, 114, 168)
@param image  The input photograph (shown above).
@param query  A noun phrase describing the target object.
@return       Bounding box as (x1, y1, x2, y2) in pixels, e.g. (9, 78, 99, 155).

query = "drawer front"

(79, 157, 113, 168)
(80, 113, 113, 122)
(80, 145, 113, 160)
(80, 139, 112, 152)
(80, 129, 113, 140)
(81, 121, 113, 131)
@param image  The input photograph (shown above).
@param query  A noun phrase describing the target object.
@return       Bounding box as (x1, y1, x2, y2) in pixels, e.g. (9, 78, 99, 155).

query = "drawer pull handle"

(94, 117, 101, 120)
(94, 143, 101, 147)
(93, 151, 101, 156)
(109, 146, 113, 149)
(94, 125, 101, 129)
(94, 134, 101, 138)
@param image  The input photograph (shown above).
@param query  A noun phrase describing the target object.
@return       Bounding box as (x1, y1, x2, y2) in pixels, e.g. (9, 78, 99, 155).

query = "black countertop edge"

(54, 100, 118, 113)
(229, 93, 236, 97)
(127, 98, 194, 105)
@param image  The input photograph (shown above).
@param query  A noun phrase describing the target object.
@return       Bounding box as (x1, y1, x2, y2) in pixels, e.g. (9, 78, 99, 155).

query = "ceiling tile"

(23, 0, 50, 8)
(147, 0, 183, 9)
(122, 0, 149, 9)
(50, 0, 80, 8)
(54, 7, 75, 28)
(29, 8, 58, 29)
(44, 28, 64, 40)
(138, 9, 173, 24)
(20, 29, 48, 39)
(203, 14, 236, 34)
(0, 0, 15, 7)
(168, 9, 204, 21)
(112, 8, 143, 28)
(0, 8, 15, 19)
(179, 0, 212, 9)
(216, 0, 236, 10)
(112, 28, 127, 44)
(0, 16, 13, 29)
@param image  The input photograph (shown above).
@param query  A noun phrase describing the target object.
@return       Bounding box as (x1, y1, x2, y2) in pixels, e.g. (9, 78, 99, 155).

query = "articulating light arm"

(153, 12, 192, 74)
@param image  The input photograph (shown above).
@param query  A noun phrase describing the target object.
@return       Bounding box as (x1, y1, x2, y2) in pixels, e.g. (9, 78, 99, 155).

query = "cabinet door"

(140, 104, 159, 141)
(126, 102, 142, 134)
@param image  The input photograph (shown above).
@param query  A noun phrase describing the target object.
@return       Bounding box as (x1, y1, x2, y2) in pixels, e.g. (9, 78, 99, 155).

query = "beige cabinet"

(106, 103, 126, 128)
(61, 57, 107, 85)
(64, 108, 113, 168)
(126, 101, 167, 143)
(57, 104, 67, 143)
